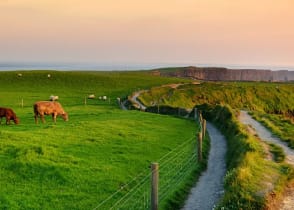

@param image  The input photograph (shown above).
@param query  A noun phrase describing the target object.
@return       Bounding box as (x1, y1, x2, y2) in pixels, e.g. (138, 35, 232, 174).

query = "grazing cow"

(0, 107, 19, 125)
(34, 101, 68, 124)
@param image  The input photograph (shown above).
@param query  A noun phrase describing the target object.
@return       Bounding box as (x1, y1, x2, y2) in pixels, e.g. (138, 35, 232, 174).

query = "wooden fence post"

(198, 132, 203, 162)
(202, 119, 206, 139)
(21, 98, 24, 108)
(151, 163, 159, 210)
(84, 96, 87, 105)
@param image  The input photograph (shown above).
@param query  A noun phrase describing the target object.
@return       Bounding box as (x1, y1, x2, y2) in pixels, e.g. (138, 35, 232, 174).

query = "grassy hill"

(138, 81, 294, 147)
(0, 70, 188, 107)
(0, 70, 204, 209)
(138, 81, 294, 115)
(138, 80, 294, 208)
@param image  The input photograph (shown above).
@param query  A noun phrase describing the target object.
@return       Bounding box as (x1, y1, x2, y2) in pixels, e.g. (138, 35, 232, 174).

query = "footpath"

(239, 111, 294, 210)
(182, 122, 227, 210)
(125, 90, 227, 209)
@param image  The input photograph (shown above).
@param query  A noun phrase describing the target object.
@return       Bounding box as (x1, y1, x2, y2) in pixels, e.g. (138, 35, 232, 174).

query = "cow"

(34, 101, 68, 124)
(0, 107, 20, 125)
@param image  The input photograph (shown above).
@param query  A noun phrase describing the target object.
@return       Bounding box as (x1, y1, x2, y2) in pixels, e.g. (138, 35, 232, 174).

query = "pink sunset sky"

(1, 0, 294, 68)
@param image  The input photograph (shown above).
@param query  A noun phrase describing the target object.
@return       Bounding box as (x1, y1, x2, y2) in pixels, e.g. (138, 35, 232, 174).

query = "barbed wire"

(92, 170, 150, 210)
(93, 119, 202, 210)
(159, 154, 197, 202)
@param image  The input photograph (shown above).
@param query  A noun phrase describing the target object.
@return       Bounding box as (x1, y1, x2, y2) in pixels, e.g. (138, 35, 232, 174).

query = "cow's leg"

(6, 116, 10, 125)
(34, 113, 38, 124)
(40, 114, 45, 123)
(52, 113, 57, 123)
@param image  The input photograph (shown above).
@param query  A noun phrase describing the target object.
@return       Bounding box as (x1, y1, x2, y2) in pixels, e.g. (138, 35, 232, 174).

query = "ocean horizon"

(0, 61, 294, 71)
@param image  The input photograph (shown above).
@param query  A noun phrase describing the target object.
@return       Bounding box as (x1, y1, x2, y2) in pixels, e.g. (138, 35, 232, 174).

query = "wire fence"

(93, 135, 198, 210)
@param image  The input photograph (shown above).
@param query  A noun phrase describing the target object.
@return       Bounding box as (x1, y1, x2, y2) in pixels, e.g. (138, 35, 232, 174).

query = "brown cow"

(0, 107, 20, 125)
(34, 101, 68, 124)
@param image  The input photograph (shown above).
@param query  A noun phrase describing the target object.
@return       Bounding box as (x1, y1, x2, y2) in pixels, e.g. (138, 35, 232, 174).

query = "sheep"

(49, 95, 59, 101)
(88, 94, 95, 99)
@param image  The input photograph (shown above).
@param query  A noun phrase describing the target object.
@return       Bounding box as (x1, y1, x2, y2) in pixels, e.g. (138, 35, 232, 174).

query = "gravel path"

(182, 122, 227, 210)
(238, 110, 294, 210)
(238, 111, 294, 165)
(131, 91, 147, 110)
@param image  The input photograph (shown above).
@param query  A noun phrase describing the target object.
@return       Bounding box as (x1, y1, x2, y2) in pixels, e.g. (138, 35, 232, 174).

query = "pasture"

(0, 71, 201, 209)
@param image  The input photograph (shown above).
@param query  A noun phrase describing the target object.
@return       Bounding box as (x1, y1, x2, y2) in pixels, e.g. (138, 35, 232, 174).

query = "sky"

(1, 0, 294, 68)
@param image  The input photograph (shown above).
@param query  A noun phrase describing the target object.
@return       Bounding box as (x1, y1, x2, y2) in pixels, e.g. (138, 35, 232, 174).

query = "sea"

(0, 62, 188, 71)
(0, 62, 293, 71)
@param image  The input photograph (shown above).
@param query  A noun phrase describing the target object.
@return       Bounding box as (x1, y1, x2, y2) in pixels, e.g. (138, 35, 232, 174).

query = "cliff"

(158, 66, 294, 82)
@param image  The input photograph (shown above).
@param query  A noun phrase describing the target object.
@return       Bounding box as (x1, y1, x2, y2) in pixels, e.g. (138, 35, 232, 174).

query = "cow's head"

(14, 117, 20, 124)
(61, 112, 69, 121)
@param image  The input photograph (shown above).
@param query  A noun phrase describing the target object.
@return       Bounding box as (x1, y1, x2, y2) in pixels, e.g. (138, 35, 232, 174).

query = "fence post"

(198, 132, 203, 162)
(194, 108, 198, 120)
(151, 163, 159, 210)
(84, 96, 87, 105)
(202, 119, 206, 139)
(21, 98, 24, 108)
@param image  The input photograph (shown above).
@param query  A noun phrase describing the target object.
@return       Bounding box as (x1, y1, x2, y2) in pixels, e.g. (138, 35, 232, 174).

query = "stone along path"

(182, 122, 227, 210)
(239, 110, 294, 210)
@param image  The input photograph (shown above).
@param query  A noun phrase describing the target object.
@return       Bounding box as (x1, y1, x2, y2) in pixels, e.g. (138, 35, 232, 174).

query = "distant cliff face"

(160, 66, 294, 82)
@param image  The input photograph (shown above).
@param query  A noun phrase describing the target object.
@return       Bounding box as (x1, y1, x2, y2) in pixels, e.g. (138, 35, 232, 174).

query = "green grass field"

(2, 69, 294, 209)
(0, 71, 202, 209)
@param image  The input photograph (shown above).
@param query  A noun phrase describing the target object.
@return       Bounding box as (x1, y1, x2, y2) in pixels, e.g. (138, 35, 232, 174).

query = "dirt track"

(182, 122, 227, 210)
(239, 111, 294, 210)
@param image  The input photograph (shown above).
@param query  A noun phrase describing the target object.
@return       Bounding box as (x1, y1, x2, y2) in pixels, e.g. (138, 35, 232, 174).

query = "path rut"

(182, 122, 227, 210)
(239, 111, 294, 210)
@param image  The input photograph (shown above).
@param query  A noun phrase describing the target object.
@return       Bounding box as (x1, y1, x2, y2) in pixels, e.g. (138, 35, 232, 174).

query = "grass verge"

(162, 128, 210, 209)
(251, 112, 294, 149)
(197, 104, 294, 209)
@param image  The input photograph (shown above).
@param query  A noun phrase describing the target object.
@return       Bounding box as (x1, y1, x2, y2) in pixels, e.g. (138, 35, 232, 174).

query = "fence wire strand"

(93, 128, 200, 210)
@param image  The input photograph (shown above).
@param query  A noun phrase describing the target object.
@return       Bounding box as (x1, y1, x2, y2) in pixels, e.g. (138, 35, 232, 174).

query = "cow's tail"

(33, 103, 37, 114)
(33, 103, 39, 124)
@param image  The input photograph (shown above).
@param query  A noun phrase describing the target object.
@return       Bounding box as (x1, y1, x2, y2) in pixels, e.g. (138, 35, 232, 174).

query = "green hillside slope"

(0, 70, 201, 209)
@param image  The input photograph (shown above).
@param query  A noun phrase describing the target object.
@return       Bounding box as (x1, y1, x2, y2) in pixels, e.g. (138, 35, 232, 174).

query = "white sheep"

(49, 95, 59, 101)
(88, 94, 95, 99)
